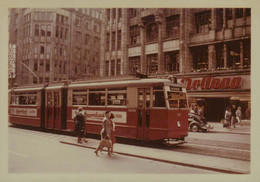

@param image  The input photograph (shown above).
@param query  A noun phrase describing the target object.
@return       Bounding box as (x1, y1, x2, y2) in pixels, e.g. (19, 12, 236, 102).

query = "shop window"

(146, 23, 158, 42)
(111, 60, 115, 76)
(35, 24, 39, 36)
(130, 25, 140, 45)
(117, 31, 121, 50)
(73, 90, 87, 105)
(89, 89, 106, 106)
(195, 10, 211, 34)
(192, 46, 208, 70)
(164, 51, 179, 73)
(216, 8, 223, 31)
(216, 44, 224, 69)
(107, 88, 127, 106)
(166, 15, 180, 38)
(147, 54, 158, 74)
(129, 56, 141, 74)
(112, 32, 116, 50)
(235, 8, 243, 19)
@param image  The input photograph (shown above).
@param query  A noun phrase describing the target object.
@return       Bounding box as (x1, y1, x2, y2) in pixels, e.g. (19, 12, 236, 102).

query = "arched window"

(41, 25, 46, 37)
(35, 24, 39, 36)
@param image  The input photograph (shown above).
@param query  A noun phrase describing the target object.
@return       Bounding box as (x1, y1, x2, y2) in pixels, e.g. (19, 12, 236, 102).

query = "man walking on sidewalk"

(231, 104, 237, 128)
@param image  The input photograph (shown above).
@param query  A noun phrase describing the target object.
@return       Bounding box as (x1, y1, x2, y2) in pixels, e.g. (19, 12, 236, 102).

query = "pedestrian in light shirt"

(236, 106, 242, 126)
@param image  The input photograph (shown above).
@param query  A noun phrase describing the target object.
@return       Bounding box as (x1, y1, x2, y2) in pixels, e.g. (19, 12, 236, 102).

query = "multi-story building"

(101, 8, 251, 121)
(9, 8, 102, 85)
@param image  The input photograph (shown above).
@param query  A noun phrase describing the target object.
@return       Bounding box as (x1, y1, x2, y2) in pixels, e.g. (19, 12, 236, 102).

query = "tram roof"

(68, 78, 173, 89)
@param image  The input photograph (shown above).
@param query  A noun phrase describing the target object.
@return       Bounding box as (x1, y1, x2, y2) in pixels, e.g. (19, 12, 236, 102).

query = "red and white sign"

(10, 108, 37, 117)
(180, 76, 244, 91)
(72, 110, 127, 124)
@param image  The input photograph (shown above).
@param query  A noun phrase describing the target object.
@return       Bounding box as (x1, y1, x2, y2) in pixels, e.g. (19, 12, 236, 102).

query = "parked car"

(188, 113, 213, 132)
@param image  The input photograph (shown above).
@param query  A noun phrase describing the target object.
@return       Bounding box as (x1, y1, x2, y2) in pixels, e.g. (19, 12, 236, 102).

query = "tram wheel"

(190, 124, 199, 132)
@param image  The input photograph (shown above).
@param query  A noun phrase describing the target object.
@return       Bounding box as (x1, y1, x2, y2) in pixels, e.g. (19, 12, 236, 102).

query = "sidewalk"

(60, 137, 250, 174)
(208, 120, 251, 135)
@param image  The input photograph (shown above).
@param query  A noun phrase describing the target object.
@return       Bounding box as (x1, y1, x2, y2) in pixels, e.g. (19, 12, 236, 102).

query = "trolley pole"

(19, 61, 40, 83)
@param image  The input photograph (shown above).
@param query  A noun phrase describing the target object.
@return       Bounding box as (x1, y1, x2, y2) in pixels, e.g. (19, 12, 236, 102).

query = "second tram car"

(9, 78, 189, 142)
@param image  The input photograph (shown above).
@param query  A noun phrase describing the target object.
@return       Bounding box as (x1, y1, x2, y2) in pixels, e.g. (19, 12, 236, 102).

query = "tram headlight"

(177, 121, 181, 128)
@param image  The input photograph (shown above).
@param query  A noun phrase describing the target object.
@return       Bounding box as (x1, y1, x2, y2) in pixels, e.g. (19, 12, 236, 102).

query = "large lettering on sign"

(180, 76, 242, 90)
(72, 110, 127, 124)
(10, 108, 37, 117)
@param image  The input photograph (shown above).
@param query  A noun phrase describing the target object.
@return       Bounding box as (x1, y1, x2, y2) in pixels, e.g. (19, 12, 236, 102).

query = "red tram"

(9, 78, 189, 142)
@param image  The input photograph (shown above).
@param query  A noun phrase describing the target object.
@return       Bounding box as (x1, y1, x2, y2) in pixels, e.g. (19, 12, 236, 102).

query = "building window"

(35, 24, 39, 36)
(129, 56, 140, 74)
(146, 23, 158, 42)
(129, 9, 137, 18)
(41, 25, 45, 37)
(246, 8, 251, 17)
(56, 14, 60, 22)
(166, 15, 180, 38)
(235, 8, 243, 19)
(56, 26, 59, 38)
(164, 51, 179, 73)
(111, 60, 115, 76)
(112, 32, 116, 50)
(130, 25, 140, 45)
(75, 17, 81, 26)
(147, 54, 158, 74)
(225, 9, 233, 21)
(227, 41, 240, 68)
(243, 39, 250, 68)
(40, 46, 45, 54)
(117, 31, 121, 50)
(106, 33, 110, 51)
(116, 59, 121, 75)
(105, 61, 109, 76)
(34, 60, 38, 71)
(118, 9, 122, 20)
(106, 9, 110, 21)
(192, 46, 208, 70)
(195, 10, 211, 34)
(60, 27, 63, 39)
(47, 25, 51, 37)
(112, 8, 116, 20)
(216, 8, 223, 31)
(65, 28, 68, 40)
(216, 44, 224, 69)
(45, 60, 50, 72)
(33, 77, 38, 84)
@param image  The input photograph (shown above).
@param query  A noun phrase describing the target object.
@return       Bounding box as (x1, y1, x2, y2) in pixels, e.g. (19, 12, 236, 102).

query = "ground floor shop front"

(177, 71, 250, 122)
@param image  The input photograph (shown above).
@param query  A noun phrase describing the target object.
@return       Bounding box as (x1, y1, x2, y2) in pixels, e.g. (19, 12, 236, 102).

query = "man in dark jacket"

(74, 107, 86, 143)
(231, 104, 237, 128)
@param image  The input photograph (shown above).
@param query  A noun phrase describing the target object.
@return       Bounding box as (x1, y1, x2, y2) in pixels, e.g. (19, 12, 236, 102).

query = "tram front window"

(167, 92, 188, 108)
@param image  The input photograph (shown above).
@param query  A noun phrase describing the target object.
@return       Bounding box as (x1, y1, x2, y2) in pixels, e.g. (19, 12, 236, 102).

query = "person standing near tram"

(74, 107, 87, 143)
(231, 104, 237, 128)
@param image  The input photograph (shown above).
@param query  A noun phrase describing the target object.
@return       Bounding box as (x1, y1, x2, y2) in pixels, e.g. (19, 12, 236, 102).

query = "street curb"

(60, 141, 248, 174)
(208, 131, 250, 135)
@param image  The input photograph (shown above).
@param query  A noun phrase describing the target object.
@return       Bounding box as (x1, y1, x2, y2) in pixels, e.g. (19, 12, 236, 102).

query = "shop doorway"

(205, 98, 229, 122)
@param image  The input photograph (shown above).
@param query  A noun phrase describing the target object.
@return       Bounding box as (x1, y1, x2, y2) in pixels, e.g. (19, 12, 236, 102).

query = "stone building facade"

(101, 8, 251, 121)
(9, 8, 102, 85)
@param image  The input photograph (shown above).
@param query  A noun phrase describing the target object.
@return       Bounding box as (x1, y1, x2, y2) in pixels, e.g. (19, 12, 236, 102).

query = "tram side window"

(107, 88, 127, 106)
(10, 94, 19, 105)
(168, 92, 188, 108)
(89, 89, 105, 106)
(19, 93, 28, 105)
(72, 90, 87, 105)
(153, 91, 166, 107)
(28, 92, 37, 105)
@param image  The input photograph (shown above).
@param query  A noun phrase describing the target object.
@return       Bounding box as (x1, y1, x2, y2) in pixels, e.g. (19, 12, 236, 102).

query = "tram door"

(137, 88, 151, 140)
(45, 91, 61, 129)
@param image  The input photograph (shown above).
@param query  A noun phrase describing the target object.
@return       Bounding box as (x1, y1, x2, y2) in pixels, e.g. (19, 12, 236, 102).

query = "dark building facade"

(9, 8, 102, 85)
(101, 8, 251, 121)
